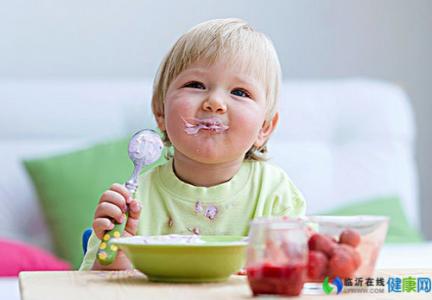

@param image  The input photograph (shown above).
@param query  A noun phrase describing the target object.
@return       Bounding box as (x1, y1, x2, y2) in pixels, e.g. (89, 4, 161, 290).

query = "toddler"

(80, 18, 306, 271)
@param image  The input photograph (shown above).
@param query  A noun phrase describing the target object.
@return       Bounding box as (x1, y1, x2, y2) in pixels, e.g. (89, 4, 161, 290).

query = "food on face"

(182, 116, 229, 135)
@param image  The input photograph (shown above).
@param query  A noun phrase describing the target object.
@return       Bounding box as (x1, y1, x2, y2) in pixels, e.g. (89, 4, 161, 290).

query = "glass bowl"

(304, 215, 389, 281)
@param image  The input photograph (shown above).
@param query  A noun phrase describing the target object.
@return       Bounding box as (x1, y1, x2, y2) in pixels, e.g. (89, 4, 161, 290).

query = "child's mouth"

(182, 116, 229, 135)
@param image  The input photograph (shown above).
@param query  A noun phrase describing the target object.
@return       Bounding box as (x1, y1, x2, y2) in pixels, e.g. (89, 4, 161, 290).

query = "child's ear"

(155, 112, 166, 131)
(254, 112, 279, 148)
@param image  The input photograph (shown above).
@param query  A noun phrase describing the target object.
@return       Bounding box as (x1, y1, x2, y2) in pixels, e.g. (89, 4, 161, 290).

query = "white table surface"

(3, 243, 432, 300)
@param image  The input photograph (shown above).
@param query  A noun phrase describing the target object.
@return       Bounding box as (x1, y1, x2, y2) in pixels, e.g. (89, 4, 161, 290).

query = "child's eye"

(183, 81, 205, 89)
(231, 88, 251, 98)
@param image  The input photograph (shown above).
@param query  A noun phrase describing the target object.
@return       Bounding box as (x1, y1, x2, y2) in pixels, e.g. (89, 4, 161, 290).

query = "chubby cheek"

(163, 100, 194, 142)
(229, 110, 264, 148)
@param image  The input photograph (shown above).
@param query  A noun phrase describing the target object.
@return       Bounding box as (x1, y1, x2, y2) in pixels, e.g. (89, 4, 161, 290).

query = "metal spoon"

(97, 129, 164, 265)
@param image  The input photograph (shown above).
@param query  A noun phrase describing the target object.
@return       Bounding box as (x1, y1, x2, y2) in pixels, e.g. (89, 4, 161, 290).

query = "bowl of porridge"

(111, 234, 247, 282)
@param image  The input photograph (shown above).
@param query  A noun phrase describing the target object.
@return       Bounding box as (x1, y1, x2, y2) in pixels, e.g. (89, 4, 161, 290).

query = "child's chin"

(187, 149, 233, 164)
(190, 153, 226, 164)
(178, 137, 244, 163)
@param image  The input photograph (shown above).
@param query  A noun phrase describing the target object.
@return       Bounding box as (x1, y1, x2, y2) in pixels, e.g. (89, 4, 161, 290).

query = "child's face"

(157, 59, 272, 164)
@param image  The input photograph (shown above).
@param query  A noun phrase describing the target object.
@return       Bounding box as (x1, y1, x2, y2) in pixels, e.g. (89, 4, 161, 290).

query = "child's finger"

(110, 183, 132, 204)
(98, 190, 128, 212)
(94, 202, 125, 224)
(125, 200, 142, 235)
(93, 218, 115, 240)
(128, 200, 142, 219)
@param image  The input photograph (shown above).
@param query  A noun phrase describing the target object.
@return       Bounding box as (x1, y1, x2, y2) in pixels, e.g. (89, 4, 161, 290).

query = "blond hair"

(152, 18, 282, 160)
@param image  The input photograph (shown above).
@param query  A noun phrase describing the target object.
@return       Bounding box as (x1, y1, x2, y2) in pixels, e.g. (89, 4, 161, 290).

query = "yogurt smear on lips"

(182, 116, 229, 135)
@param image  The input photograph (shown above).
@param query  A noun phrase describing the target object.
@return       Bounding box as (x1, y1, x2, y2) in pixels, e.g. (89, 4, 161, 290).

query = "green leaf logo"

(323, 276, 334, 294)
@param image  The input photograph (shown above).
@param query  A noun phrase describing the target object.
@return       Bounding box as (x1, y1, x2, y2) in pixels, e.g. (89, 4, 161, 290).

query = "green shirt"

(80, 159, 306, 270)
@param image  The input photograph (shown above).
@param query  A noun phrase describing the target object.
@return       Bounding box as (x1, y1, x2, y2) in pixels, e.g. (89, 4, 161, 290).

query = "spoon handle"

(96, 211, 129, 265)
(96, 178, 138, 265)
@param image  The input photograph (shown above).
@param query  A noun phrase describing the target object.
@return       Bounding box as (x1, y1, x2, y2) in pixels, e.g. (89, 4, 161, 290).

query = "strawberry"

(339, 229, 361, 248)
(338, 244, 362, 268)
(353, 249, 362, 269)
(308, 233, 337, 257)
(329, 246, 357, 278)
(307, 250, 328, 281)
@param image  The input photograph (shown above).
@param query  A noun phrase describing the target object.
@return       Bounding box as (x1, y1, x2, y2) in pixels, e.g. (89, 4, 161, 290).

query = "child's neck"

(172, 151, 243, 187)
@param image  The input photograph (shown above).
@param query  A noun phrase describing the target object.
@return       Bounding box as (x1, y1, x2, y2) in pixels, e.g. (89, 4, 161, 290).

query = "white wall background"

(1, 0, 431, 238)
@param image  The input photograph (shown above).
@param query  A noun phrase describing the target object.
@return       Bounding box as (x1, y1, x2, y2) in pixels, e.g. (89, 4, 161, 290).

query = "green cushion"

(24, 136, 170, 269)
(323, 196, 424, 243)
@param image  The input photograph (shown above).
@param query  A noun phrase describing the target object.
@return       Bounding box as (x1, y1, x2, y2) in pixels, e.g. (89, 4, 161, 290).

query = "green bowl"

(112, 235, 247, 283)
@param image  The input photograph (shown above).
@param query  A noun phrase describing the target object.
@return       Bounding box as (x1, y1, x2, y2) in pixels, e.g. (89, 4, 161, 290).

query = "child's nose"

(202, 92, 227, 113)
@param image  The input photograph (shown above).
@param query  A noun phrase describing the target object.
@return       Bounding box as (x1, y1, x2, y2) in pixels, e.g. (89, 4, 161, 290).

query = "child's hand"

(93, 183, 142, 240)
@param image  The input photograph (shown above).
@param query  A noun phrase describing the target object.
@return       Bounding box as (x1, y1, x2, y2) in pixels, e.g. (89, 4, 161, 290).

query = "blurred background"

(0, 0, 431, 271)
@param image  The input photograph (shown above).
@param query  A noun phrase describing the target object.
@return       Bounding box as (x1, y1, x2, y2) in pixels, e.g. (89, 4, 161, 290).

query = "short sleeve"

(270, 175, 306, 217)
